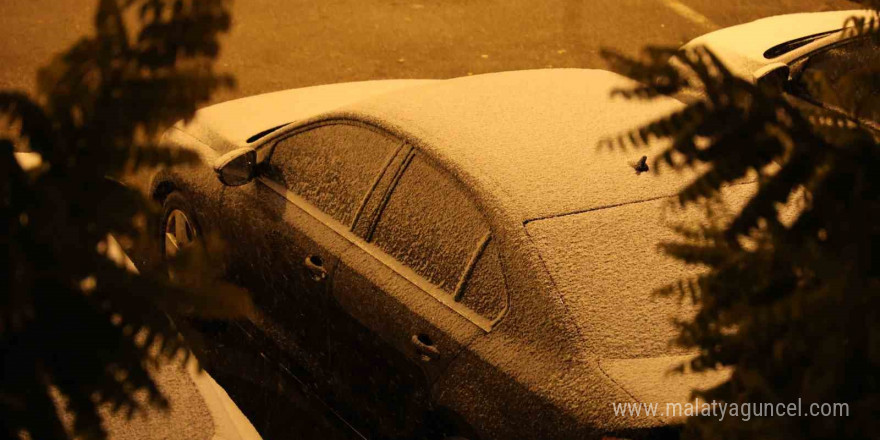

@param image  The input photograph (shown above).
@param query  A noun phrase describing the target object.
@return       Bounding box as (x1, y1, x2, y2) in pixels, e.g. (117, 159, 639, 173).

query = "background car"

(683, 9, 879, 132)
(149, 69, 732, 440)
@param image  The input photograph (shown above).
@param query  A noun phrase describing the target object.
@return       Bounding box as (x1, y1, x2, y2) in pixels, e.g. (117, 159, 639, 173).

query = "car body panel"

(432, 337, 667, 440)
(216, 173, 352, 377)
(253, 174, 434, 438)
(332, 238, 485, 436)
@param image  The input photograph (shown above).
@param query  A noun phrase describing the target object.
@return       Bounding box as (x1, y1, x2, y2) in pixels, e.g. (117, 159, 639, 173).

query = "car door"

(215, 122, 406, 399)
(331, 149, 491, 437)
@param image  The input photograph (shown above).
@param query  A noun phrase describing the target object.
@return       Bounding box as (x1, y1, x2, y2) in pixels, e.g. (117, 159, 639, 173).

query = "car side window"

(268, 124, 401, 226)
(370, 154, 490, 294)
(793, 37, 880, 124)
(457, 239, 507, 322)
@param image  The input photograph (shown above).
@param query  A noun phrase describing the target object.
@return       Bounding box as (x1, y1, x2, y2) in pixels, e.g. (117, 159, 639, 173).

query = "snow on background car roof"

(683, 10, 867, 78)
(337, 69, 691, 222)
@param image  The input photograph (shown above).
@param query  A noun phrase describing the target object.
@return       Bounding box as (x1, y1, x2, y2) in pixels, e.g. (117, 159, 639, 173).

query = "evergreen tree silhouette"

(601, 3, 878, 439)
(1, 1, 253, 438)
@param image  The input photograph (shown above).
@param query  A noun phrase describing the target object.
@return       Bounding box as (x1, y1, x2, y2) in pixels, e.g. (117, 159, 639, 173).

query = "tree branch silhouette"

(600, 5, 879, 439)
(1, 1, 252, 439)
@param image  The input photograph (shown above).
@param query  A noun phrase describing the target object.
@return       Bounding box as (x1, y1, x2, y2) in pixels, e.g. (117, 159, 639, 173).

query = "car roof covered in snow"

(179, 79, 437, 151)
(329, 69, 690, 222)
(183, 69, 692, 223)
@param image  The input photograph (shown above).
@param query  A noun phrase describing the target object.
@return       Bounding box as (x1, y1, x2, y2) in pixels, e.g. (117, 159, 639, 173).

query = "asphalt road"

(0, 0, 861, 104)
(0, 0, 862, 438)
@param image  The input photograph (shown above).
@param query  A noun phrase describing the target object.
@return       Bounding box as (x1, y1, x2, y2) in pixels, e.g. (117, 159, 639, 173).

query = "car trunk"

(525, 184, 759, 411)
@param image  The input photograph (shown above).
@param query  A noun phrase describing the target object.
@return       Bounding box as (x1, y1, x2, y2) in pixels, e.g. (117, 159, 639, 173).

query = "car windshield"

(525, 184, 756, 359)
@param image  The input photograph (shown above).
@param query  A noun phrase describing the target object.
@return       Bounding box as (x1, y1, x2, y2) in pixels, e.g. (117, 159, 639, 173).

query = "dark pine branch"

(598, 7, 880, 439)
(2, 1, 252, 439)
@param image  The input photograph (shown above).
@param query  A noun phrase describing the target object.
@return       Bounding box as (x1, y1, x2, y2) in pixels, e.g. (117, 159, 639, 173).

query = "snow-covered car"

(684, 9, 879, 131)
(149, 69, 731, 440)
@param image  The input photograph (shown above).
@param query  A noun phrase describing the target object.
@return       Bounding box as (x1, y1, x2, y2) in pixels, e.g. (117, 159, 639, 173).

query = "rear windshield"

(525, 185, 755, 359)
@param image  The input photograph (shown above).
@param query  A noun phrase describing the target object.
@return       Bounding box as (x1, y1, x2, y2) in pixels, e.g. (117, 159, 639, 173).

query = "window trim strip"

(364, 148, 416, 242)
(350, 140, 405, 230)
(453, 232, 492, 302)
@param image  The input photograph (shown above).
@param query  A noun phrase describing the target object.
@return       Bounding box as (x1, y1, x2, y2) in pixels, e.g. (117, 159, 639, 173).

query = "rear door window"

(268, 123, 402, 226)
(370, 154, 489, 293)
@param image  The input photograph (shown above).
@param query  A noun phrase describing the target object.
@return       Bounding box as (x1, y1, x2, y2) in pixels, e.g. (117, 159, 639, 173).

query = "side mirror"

(214, 147, 257, 187)
(754, 62, 790, 89)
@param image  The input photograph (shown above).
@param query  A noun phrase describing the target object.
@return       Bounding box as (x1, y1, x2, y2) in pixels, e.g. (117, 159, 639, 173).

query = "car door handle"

(411, 333, 440, 362)
(303, 254, 327, 281)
